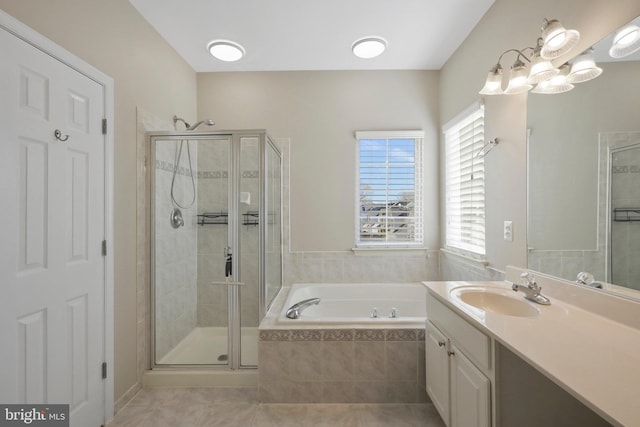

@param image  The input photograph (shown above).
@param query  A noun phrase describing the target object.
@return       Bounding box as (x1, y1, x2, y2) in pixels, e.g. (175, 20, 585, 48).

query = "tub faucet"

(286, 298, 320, 319)
(512, 272, 551, 305)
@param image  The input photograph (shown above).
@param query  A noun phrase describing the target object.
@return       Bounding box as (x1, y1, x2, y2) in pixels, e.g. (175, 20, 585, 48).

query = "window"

(444, 103, 486, 256)
(355, 131, 424, 247)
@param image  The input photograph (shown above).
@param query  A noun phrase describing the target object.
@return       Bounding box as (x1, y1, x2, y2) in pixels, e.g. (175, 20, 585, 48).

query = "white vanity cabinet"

(426, 296, 492, 427)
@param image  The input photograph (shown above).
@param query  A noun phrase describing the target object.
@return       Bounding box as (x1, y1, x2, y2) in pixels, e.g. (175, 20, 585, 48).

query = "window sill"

(351, 246, 429, 256)
(440, 247, 488, 266)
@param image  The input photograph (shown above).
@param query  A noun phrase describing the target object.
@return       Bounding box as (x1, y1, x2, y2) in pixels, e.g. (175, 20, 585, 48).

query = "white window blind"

(355, 131, 424, 247)
(444, 104, 486, 255)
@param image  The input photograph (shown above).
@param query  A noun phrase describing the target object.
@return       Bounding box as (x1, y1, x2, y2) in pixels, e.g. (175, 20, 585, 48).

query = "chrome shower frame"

(148, 129, 283, 371)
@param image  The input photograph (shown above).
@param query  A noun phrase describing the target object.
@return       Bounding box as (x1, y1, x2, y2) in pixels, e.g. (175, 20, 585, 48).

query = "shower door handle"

(224, 246, 232, 277)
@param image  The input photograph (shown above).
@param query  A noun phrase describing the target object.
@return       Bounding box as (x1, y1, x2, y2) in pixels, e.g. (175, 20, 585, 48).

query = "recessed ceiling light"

(207, 40, 245, 62)
(352, 37, 387, 59)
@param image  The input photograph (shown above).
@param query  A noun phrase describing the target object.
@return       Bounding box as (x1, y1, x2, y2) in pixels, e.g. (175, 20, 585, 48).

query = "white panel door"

(0, 27, 105, 427)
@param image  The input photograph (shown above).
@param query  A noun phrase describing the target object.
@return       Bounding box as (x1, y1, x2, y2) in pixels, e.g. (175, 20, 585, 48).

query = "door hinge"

(101, 240, 107, 256)
(102, 118, 107, 135)
(101, 362, 107, 379)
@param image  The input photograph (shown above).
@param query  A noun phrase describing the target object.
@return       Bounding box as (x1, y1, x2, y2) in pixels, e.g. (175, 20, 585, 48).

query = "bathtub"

(276, 282, 426, 328)
(260, 282, 428, 403)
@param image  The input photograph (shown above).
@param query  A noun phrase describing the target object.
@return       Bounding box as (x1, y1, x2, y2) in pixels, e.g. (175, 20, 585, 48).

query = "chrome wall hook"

(54, 129, 69, 142)
(476, 138, 499, 158)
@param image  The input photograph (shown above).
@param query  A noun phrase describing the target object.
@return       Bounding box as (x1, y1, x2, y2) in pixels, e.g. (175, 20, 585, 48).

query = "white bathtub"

(276, 282, 426, 328)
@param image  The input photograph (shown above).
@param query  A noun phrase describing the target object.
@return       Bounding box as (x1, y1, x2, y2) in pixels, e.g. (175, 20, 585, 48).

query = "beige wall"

(197, 70, 440, 252)
(0, 0, 197, 401)
(440, 0, 640, 273)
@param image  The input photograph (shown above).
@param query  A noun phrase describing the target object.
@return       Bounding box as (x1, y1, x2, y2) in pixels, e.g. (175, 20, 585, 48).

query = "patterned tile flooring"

(107, 387, 446, 427)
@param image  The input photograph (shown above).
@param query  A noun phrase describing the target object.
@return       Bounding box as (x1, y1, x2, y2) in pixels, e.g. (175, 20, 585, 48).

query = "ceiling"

(128, 0, 495, 72)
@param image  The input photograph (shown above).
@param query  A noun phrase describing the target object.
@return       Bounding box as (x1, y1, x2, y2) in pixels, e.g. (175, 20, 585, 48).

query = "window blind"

(444, 106, 486, 255)
(355, 131, 424, 246)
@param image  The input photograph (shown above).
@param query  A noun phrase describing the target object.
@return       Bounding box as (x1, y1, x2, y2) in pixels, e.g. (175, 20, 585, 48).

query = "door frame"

(0, 9, 115, 421)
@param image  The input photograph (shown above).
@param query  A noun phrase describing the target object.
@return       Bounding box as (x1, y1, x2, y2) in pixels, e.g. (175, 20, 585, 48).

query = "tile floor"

(107, 387, 446, 427)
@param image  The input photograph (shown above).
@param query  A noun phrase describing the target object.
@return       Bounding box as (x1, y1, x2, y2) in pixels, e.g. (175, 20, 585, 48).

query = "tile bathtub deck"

(108, 387, 446, 427)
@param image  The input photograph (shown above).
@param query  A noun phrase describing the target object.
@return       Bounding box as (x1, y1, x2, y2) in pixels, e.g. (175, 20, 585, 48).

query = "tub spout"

(286, 298, 320, 319)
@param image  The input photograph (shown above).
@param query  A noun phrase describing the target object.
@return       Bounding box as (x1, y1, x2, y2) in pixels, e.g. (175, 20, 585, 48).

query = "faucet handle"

(520, 272, 539, 289)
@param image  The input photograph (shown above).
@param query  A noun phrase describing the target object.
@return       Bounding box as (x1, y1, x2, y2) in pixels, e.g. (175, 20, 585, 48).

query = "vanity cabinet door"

(426, 320, 450, 425)
(450, 344, 491, 427)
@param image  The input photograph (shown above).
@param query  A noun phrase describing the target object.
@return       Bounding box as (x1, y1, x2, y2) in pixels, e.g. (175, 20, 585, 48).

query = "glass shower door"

(152, 136, 232, 366)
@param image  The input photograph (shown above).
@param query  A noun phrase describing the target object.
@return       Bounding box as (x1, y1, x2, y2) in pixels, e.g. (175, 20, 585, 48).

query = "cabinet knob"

(438, 341, 446, 347)
(447, 350, 455, 356)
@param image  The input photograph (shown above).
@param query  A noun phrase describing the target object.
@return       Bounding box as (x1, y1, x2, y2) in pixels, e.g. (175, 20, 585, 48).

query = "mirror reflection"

(527, 16, 640, 298)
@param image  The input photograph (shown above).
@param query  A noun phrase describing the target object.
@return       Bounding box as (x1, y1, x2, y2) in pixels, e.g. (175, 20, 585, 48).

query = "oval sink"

(451, 287, 540, 317)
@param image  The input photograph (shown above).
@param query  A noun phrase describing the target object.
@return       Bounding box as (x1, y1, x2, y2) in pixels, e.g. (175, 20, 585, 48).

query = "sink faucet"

(512, 272, 551, 305)
(575, 272, 603, 289)
(286, 298, 320, 319)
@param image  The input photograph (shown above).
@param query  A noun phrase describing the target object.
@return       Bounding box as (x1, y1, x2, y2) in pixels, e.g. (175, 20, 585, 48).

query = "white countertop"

(423, 278, 640, 427)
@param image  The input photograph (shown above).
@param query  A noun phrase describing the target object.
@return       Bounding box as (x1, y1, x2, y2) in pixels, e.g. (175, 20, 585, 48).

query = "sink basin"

(451, 287, 540, 317)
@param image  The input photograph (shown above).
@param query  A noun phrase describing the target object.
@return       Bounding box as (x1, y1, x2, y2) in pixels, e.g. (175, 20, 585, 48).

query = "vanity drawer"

(427, 295, 491, 372)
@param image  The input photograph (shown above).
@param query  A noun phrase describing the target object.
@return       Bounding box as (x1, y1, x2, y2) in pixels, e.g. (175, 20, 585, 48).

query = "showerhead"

(173, 115, 215, 131)
(173, 115, 191, 129)
(187, 119, 215, 130)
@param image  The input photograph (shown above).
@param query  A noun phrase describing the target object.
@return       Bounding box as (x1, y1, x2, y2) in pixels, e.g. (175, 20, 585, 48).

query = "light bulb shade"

(479, 65, 504, 95)
(540, 19, 580, 59)
(609, 25, 640, 58)
(352, 37, 387, 59)
(528, 53, 560, 84)
(532, 64, 574, 94)
(208, 40, 245, 62)
(568, 49, 602, 83)
(504, 61, 532, 94)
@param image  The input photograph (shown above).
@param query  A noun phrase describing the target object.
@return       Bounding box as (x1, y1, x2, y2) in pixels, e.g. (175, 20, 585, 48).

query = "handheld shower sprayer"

(172, 115, 215, 130)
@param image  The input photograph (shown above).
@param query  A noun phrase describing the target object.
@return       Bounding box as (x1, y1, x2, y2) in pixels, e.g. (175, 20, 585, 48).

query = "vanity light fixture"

(540, 18, 580, 59)
(504, 57, 533, 94)
(479, 18, 589, 96)
(531, 63, 574, 94)
(568, 48, 602, 83)
(527, 38, 560, 84)
(207, 40, 245, 62)
(609, 24, 640, 58)
(352, 36, 387, 59)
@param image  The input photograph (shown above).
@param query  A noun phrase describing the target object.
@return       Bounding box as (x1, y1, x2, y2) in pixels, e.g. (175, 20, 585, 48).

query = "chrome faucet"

(512, 272, 551, 305)
(285, 298, 320, 319)
(576, 272, 603, 289)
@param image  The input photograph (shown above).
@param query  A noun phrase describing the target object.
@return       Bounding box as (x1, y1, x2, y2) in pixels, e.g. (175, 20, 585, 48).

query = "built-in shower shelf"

(613, 208, 640, 222)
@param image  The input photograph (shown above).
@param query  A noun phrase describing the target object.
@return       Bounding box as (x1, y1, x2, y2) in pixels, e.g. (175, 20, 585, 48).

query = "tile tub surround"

(258, 328, 427, 404)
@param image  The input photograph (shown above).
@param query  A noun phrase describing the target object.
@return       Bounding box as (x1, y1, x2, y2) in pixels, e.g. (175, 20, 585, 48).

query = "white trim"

(351, 246, 429, 256)
(355, 130, 425, 139)
(442, 100, 484, 133)
(0, 9, 115, 421)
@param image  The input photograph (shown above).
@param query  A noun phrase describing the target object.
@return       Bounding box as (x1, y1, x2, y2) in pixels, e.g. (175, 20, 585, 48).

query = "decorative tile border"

(259, 328, 424, 342)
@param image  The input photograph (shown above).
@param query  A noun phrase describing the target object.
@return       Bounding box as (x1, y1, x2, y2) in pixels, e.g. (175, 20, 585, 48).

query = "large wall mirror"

(527, 16, 640, 300)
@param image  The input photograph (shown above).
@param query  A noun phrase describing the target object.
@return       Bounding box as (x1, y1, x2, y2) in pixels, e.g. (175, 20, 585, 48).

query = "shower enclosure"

(149, 130, 282, 369)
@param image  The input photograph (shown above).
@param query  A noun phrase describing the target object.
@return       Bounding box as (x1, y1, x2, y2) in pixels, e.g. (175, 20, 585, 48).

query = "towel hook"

(476, 138, 499, 158)
(54, 129, 69, 142)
